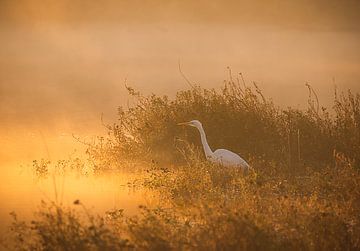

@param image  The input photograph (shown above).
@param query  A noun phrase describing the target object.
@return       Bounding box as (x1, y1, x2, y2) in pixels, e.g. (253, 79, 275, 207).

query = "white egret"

(178, 120, 250, 171)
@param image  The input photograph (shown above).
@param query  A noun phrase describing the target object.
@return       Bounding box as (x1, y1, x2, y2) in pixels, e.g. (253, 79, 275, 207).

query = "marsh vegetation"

(3, 77, 360, 250)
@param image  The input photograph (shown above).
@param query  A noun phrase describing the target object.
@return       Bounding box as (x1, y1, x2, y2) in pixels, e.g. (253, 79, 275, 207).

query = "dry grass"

(4, 79, 360, 250)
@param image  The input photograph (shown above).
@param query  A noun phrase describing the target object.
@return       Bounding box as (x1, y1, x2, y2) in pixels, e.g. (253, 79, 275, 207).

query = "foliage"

(5, 201, 133, 251)
(7, 78, 360, 250)
(90, 79, 360, 169)
(7, 155, 360, 250)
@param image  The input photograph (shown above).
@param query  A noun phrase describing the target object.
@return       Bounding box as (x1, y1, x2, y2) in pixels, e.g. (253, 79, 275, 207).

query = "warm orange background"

(1, 0, 360, 162)
(0, 0, 360, 238)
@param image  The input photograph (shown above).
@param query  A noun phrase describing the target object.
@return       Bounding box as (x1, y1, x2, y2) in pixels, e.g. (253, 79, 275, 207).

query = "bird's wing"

(213, 149, 249, 169)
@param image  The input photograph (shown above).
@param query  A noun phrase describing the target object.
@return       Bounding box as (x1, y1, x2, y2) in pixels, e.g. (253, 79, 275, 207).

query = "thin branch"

(178, 60, 196, 89)
(310, 85, 320, 114)
(72, 134, 94, 148)
(227, 66, 234, 83)
(239, 72, 247, 88)
(305, 82, 320, 114)
(100, 113, 112, 131)
(297, 129, 301, 162)
(253, 81, 266, 103)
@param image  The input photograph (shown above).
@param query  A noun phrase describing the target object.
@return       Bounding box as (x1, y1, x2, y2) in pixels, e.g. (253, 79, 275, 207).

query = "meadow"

(2, 76, 360, 250)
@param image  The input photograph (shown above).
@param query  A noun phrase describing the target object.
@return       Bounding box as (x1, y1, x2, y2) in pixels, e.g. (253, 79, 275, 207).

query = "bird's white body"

(212, 149, 249, 169)
(178, 120, 250, 171)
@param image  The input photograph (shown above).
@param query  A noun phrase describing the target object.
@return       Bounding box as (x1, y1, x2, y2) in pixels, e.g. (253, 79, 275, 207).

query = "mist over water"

(1, 1, 360, 133)
(0, 166, 154, 237)
(1, 27, 359, 157)
(2, 26, 360, 123)
(0, 2, 360, 248)
(0, 0, 359, 199)
(0, 0, 359, 215)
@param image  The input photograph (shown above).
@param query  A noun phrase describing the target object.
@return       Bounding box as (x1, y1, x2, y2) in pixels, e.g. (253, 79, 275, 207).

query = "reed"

(5, 78, 360, 250)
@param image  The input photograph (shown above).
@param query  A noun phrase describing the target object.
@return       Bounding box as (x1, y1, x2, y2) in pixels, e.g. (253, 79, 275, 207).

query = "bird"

(177, 120, 250, 171)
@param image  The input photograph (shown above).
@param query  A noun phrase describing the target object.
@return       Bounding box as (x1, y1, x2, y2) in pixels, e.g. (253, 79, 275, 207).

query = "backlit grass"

(4, 78, 360, 250)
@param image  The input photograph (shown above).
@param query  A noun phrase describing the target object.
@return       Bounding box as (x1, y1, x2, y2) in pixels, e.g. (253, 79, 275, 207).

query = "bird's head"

(177, 120, 202, 128)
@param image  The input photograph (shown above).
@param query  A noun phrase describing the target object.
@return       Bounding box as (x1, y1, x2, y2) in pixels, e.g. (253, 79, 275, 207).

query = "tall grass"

(5, 78, 360, 250)
(89, 78, 360, 169)
(6, 156, 360, 250)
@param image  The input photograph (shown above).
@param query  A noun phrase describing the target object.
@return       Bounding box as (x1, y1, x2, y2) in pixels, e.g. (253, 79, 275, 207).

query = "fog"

(1, 0, 360, 163)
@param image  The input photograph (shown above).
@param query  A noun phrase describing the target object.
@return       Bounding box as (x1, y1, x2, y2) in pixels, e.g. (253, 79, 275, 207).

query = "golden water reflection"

(0, 160, 155, 236)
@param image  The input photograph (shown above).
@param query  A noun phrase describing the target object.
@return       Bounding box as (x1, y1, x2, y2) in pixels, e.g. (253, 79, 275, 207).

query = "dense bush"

(5, 78, 360, 250)
(5, 201, 133, 251)
(87, 80, 360, 169)
(6, 155, 360, 250)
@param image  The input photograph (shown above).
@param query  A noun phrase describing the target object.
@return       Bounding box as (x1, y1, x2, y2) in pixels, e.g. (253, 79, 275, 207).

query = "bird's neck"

(196, 124, 213, 158)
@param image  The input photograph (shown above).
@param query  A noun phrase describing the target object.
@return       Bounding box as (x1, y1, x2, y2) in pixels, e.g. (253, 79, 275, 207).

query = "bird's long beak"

(177, 122, 190, 126)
